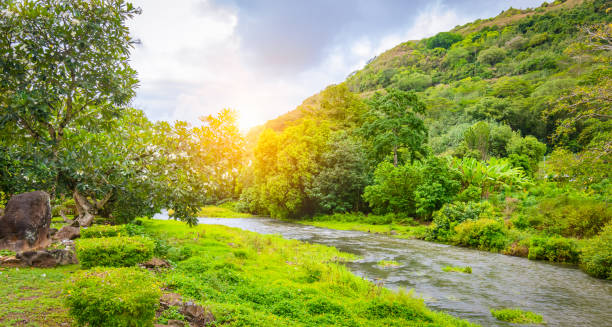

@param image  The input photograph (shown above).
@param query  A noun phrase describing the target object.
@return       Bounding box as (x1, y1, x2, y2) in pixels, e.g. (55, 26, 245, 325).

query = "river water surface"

(183, 217, 612, 326)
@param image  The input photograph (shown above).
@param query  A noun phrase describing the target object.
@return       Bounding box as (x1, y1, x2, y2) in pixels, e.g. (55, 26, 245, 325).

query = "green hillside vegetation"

(238, 0, 612, 279)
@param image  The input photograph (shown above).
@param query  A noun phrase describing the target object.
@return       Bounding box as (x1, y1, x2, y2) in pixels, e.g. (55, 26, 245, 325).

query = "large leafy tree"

(0, 0, 139, 197)
(192, 109, 245, 201)
(361, 88, 428, 166)
(307, 133, 370, 214)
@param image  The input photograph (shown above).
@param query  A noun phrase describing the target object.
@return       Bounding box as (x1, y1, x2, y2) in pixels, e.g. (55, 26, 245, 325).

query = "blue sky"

(128, 0, 545, 129)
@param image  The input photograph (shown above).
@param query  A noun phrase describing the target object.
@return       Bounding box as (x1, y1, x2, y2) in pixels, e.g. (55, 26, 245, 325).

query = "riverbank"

(298, 212, 611, 280)
(0, 219, 477, 326)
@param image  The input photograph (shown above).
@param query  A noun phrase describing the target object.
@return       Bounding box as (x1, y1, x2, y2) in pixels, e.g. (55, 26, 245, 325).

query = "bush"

(527, 196, 612, 238)
(580, 224, 612, 279)
(477, 47, 506, 65)
(65, 267, 161, 327)
(76, 236, 154, 268)
(452, 218, 508, 251)
(427, 201, 493, 242)
(80, 224, 127, 238)
(527, 236, 580, 263)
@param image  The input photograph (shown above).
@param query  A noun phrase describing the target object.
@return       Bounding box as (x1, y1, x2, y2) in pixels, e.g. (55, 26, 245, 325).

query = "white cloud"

(127, 1, 495, 131)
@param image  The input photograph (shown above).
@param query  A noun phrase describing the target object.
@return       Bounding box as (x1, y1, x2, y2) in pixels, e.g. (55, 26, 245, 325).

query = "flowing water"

(167, 216, 612, 326)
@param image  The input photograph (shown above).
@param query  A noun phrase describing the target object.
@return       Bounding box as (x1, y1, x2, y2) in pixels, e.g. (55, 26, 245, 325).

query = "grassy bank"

(197, 201, 253, 218)
(0, 219, 477, 326)
(300, 211, 611, 279)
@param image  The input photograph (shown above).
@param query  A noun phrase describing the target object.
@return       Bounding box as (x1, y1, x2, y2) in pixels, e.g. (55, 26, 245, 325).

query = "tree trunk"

(72, 189, 95, 227)
(393, 146, 398, 167)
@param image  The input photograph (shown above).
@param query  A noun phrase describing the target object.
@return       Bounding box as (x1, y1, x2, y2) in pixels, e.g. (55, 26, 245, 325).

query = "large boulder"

(0, 191, 52, 252)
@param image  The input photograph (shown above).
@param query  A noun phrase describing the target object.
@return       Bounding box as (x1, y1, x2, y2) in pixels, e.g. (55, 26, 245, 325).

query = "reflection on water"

(166, 216, 612, 327)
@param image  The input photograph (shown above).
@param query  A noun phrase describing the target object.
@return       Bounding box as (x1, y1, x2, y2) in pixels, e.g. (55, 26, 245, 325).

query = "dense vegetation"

(0, 0, 610, 325)
(237, 0, 611, 279)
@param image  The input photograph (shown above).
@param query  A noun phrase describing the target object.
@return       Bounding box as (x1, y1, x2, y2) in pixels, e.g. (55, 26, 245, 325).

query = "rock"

(160, 292, 183, 307)
(389, 230, 398, 235)
(48, 249, 78, 265)
(53, 226, 80, 240)
(180, 301, 215, 326)
(1, 256, 22, 266)
(166, 320, 186, 327)
(16, 249, 77, 267)
(17, 250, 57, 268)
(0, 191, 52, 252)
(141, 257, 171, 269)
(49, 228, 59, 237)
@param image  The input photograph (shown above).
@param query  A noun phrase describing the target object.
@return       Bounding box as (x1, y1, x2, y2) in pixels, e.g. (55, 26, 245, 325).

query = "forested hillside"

(239, 0, 611, 278)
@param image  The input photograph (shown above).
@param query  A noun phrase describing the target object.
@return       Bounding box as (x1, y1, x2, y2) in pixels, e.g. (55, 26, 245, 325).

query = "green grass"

(490, 308, 544, 324)
(0, 218, 478, 326)
(141, 219, 477, 326)
(0, 265, 77, 326)
(377, 260, 400, 268)
(197, 202, 253, 218)
(301, 220, 428, 239)
(442, 266, 472, 274)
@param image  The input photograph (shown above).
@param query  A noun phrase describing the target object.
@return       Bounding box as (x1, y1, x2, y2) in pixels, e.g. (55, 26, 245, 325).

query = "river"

(169, 216, 612, 326)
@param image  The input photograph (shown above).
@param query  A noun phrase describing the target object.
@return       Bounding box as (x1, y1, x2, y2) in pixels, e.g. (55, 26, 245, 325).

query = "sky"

(127, 0, 545, 130)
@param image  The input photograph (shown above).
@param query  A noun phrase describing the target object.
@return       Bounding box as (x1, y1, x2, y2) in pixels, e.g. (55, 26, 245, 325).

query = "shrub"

(76, 236, 154, 268)
(477, 47, 506, 65)
(81, 224, 127, 238)
(527, 196, 612, 238)
(426, 201, 493, 242)
(65, 267, 161, 327)
(580, 224, 612, 279)
(452, 218, 508, 251)
(491, 308, 544, 324)
(527, 236, 580, 263)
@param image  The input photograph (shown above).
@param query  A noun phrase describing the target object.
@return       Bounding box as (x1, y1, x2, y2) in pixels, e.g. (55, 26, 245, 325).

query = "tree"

(426, 32, 463, 49)
(302, 83, 366, 129)
(506, 135, 546, 177)
(361, 88, 427, 166)
(414, 156, 461, 219)
(0, 0, 140, 222)
(307, 133, 370, 214)
(249, 120, 330, 218)
(463, 121, 491, 161)
(192, 109, 245, 201)
(363, 162, 422, 215)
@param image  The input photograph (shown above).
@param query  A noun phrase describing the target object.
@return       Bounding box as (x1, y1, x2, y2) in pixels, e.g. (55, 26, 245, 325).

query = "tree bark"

(72, 189, 95, 227)
(393, 145, 398, 167)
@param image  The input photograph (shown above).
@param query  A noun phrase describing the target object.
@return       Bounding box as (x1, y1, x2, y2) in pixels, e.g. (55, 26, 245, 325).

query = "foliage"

(363, 162, 421, 215)
(80, 225, 126, 238)
(247, 120, 330, 218)
(490, 308, 544, 324)
(506, 135, 546, 176)
(414, 156, 462, 218)
(307, 133, 370, 213)
(0, 0, 138, 195)
(527, 236, 580, 263)
(361, 88, 427, 166)
(452, 218, 508, 251)
(525, 195, 612, 238)
(426, 201, 494, 242)
(426, 32, 463, 49)
(191, 109, 245, 201)
(580, 224, 612, 279)
(75, 236, 154, 268)
(477, 47, 506, 65)
(65, 267, 160, 327)
(450, 157, 530, 198)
